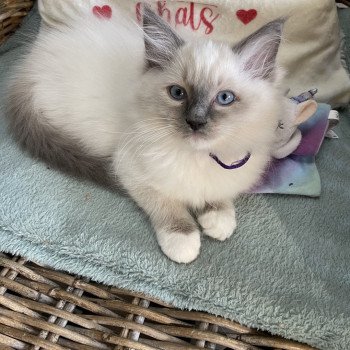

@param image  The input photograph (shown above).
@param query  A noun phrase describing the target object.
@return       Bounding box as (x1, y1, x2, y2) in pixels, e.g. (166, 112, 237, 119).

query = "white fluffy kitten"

(6, 6, 285, 263)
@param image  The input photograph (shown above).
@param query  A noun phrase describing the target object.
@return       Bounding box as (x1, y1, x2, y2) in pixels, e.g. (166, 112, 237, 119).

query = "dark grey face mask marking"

(183, 88, 213, 131)
(5, 80, 117, 190)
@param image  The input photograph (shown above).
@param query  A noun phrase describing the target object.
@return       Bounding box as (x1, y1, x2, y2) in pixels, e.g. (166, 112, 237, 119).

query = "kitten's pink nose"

(186, 120, 207, 131)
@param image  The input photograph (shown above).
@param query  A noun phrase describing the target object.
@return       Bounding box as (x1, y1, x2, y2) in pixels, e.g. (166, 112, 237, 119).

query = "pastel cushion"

(38, 0, 350, 106)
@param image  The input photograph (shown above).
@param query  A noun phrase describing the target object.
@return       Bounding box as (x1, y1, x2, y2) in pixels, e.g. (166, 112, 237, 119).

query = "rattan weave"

(0, 0, 34, 45)
(336, 0, 350, 6)
(0, 253, 319, 350)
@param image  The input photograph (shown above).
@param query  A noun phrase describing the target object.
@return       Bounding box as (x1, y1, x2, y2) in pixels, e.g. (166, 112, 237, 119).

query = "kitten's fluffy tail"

(5, 79, 116, 189)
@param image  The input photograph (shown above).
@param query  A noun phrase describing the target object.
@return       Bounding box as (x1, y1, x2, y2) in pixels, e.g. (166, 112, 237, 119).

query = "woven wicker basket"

(336, 0, 350, 6)
(0, 253, 318, 350)
(0, 0, 34, 45)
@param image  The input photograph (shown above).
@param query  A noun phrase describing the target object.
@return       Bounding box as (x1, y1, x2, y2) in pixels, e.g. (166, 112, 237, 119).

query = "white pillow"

(38, 0, 350, 106)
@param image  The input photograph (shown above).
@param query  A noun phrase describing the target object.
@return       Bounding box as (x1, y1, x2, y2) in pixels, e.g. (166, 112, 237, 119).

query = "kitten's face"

(145, 42, 280, 150)
(140, 8, 284, 152)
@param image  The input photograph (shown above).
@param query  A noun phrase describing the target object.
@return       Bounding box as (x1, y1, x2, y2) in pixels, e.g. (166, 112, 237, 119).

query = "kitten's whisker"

(133, 136, 173, 163)
(116, 126, 174, 171)
(120, 132, 171, 170)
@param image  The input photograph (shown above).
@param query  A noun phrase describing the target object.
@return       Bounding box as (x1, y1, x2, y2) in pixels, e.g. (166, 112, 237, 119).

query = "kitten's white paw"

(157, 229, 201, 264)
(198, 209, 236, 241)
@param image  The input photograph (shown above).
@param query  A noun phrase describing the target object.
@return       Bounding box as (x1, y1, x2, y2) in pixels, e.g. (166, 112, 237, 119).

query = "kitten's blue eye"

(216, 90, 236, 106)
(168, 85, 187, 101)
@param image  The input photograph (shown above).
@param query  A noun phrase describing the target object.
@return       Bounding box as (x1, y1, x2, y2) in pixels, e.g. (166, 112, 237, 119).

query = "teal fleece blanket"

(1, 7, 350, 350)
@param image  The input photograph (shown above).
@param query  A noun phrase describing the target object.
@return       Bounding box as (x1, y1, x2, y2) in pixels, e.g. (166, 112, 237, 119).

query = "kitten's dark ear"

(143, 5, 184, 69)
(233, 19, 285, 80)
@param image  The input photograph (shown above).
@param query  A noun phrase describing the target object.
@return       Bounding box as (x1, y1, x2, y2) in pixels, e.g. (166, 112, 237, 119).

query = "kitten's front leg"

(131, 189, 201, 263)
(197, 201, 237, 241)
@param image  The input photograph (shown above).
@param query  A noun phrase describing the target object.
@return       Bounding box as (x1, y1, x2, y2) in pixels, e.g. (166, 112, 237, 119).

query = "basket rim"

(0, 253, 319, 350)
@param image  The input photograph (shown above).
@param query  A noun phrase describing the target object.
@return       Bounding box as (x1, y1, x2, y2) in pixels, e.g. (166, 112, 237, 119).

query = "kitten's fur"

(6, 6, 285, 263)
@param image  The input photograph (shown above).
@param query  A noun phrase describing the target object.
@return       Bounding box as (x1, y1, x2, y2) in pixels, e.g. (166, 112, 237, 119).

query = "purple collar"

(209, 152, 251, 170)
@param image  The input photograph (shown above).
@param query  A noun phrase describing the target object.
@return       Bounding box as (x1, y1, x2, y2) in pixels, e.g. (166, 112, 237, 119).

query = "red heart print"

(236, 9, 257, 25)
(93, 5, 112, 19)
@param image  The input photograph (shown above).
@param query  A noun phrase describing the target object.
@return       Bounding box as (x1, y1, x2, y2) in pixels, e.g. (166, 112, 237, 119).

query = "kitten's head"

(139, 7, 285, 153)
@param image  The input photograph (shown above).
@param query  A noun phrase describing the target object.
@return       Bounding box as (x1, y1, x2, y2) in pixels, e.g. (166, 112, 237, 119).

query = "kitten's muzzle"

(186, 119, 207, 131)
(184, 100, 210, 132)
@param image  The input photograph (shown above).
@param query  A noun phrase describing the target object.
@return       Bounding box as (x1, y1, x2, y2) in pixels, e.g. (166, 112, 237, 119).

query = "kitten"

(6, 5, 285, 263)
